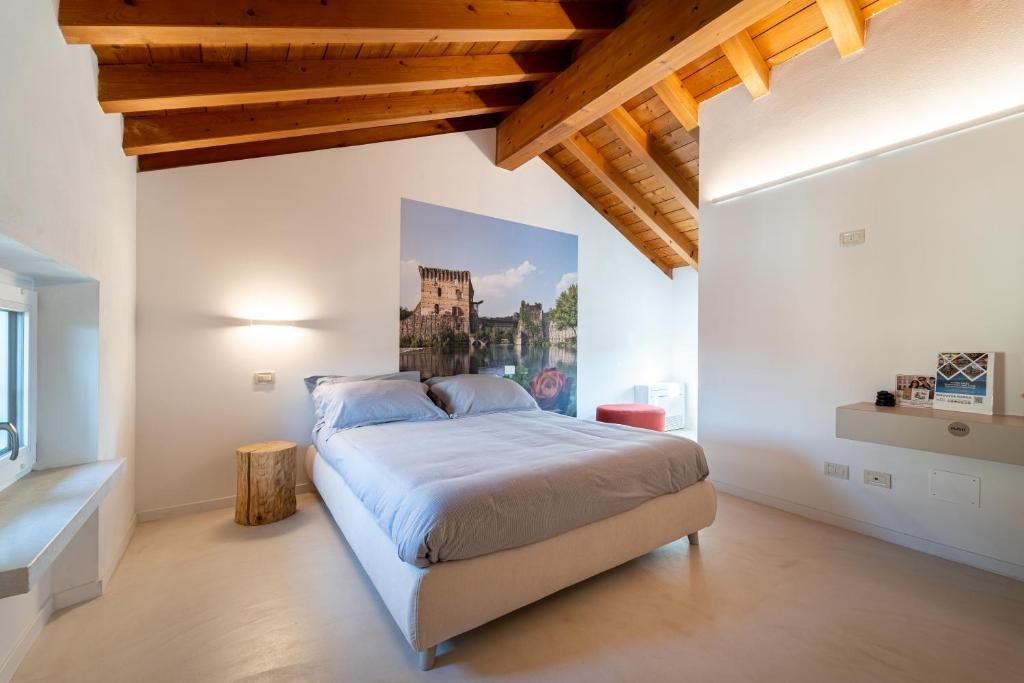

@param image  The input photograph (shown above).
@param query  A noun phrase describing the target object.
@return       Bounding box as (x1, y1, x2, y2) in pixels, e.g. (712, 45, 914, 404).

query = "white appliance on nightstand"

(635, 383, 686, 431)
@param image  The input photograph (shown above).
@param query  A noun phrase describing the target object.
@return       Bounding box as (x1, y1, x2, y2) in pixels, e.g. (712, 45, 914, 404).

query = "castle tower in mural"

(412, 266, 480, 333)
(401, 266, 481, 343)
(401, 264, 576, 352)
(514, 301, 576, 348)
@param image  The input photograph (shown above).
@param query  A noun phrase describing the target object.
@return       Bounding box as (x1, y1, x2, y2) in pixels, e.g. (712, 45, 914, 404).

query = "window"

(0, 282, 35, 493)
(437, 287, 442, 297)
(456, 289, 462, 300)
(452, 306, 462, 317)
(433, 304, 439, 314)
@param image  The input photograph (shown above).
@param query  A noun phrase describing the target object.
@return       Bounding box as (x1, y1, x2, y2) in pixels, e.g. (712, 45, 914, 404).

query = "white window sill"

(0, 459, 124, 599)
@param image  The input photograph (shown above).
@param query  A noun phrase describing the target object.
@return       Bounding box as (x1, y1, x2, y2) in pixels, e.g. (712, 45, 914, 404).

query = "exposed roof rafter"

(720, 30, 770, 99)
(652, 77, 700, 132)
(495, 0, 790, 169)
(541, 153, 674, 277)
(601, 106, 699, 220)
(137, 114, 505, 172)
(100, 52, 567, 113)
(817, 0, 866, 57)
(58, 0, 622, 45)
(562, 132, 698, 269)
(123, 87, 529, 155)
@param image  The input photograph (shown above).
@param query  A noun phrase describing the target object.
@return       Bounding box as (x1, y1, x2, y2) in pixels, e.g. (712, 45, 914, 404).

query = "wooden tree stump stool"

(235, 441, 297, 526)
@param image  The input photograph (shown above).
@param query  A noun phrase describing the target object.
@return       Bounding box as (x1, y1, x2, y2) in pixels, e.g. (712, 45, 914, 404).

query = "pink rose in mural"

(530, 368, 573, 411)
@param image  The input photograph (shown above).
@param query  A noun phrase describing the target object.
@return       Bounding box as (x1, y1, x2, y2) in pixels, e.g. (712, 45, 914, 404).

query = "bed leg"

(688, 531, 700, 546)
(417, 646, 437, 671)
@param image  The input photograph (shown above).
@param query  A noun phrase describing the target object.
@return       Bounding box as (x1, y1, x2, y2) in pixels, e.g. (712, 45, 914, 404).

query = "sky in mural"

(400, 198, 578, 318)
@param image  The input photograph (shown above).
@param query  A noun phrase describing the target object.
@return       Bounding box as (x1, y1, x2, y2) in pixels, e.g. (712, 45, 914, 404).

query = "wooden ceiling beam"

(495, 0, 789, 169)
(99, 52, 567, 114)
(601, 107, 699, 219)
(58, 0, 622, 45)
(652, 77, 700, 132)
(720, 30, 770, 98)
(816, 0, 866, 57)
(137, 114, 504, 172)
(541, 153, 674, 278)
(123, 87, 529, 155)
(562, 132, 698, 269)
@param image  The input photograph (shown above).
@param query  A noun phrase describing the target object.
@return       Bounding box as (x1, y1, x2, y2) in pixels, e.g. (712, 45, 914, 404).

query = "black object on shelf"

(875, 390, 896, 407)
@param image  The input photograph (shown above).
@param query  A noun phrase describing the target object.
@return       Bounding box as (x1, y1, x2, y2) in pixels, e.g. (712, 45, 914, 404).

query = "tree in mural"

(549, 284, 577, 339)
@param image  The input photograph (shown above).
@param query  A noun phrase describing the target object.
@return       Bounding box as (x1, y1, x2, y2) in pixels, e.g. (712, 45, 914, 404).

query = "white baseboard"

(103, 512, 137, 588)
(52, 580, 103, 611)
(0, 596, 53, 683)
(712, 479, 1024, 582)
(137, 483, 315, 523)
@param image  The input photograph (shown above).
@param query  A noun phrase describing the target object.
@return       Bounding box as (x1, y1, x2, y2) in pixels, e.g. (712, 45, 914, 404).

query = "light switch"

(253, 371, 276, 386)
(839, 229, 866, 247)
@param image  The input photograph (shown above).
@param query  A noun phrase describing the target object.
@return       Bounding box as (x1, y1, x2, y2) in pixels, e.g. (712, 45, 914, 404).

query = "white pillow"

(427, 374, 539, 417)
(313, 379, 448, 430)
(303, 370, 420, 393)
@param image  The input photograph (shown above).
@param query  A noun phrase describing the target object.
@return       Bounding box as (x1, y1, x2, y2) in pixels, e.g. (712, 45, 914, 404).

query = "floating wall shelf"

(836, 403, 1024, 467)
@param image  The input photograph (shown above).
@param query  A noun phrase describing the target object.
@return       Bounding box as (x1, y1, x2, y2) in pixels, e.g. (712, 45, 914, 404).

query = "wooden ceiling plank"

(58, 0, 621, 45)
(816, 0, 865, 56)
(651, 76, 700, 132)
(496, 0, 789, 169)
(137, 114, 503, 172)
(683, 55, 739, 100)
(98, 52, 567, 113)
(123, 87, 528, 155)
(562, 132, 698, 269)
(752, 1, 827, 60)
(541, 153, 674, 277)
(720, 30, 770, 98)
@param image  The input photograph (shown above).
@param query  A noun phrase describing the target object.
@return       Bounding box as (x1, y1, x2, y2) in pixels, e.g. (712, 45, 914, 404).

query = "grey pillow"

(427, 374, 539, 417)
(312, 379, 448, 430)
(304, 370, 420, 393)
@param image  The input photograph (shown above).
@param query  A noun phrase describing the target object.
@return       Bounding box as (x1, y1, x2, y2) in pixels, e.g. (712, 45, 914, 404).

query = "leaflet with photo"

(895, 374, 934, 407)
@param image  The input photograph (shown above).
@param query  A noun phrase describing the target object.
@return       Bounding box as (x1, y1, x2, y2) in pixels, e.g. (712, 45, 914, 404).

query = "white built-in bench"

(0, 460, 124, 599)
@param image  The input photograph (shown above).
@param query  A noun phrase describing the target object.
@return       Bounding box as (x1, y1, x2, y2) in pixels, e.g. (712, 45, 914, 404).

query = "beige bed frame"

(305, 446, 717, 670)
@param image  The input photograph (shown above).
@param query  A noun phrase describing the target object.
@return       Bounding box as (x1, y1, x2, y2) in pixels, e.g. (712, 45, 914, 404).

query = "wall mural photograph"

(400, 199, 578, 416)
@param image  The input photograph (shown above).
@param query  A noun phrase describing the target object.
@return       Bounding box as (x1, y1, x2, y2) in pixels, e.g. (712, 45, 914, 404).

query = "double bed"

(305, 404, 716, 670)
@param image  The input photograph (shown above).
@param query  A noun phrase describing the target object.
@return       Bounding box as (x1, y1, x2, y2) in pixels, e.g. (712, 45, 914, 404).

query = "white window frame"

(0, 279, 37, 492)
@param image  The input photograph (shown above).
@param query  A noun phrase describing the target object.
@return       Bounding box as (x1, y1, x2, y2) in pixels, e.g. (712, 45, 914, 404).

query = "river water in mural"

(399, 199, 578, 416)
(400, 344, 578, 415)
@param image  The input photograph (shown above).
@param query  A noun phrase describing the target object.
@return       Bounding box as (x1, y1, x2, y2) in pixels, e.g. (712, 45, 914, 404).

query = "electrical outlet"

(825, 462, 849, 479)
(864, 470, 892, 488)
(839, 229, 866, 247)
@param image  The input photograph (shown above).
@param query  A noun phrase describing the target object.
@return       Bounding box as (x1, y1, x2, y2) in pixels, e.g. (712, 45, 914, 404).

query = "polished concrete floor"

(14, 492, 1024, 682)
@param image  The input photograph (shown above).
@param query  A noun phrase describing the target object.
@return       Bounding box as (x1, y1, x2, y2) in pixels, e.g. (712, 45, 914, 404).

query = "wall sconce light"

(249, 319, 295, 327)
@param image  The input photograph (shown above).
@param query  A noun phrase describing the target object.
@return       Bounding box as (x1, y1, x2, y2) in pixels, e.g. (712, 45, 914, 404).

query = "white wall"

(37, 283, 100, 468)
(671, 268, 699, 429)
(698, 0, 1024, 578)
(136, 129, 676, 515)
(0, 1, 136, 676)
(702, 0, 1024, 201)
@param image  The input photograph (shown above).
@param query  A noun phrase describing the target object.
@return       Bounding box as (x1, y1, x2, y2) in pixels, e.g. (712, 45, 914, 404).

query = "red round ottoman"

(596, 403, 666, 432)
